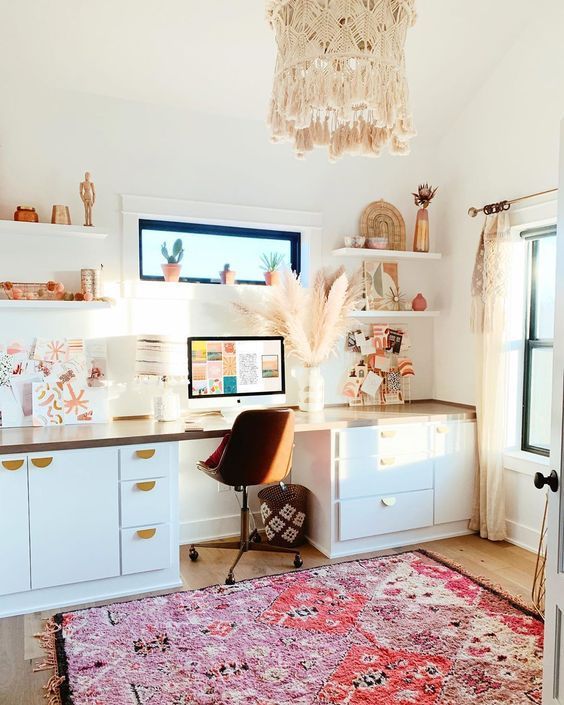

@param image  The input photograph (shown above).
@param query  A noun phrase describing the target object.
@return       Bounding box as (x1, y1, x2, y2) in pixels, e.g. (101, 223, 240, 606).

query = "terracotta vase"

(264, 270, 280, 286)
(413, 207, 430, 252)
(411, 293, 428, 311)
(161, 263, 182, 282)
(220, 270, 236, 285)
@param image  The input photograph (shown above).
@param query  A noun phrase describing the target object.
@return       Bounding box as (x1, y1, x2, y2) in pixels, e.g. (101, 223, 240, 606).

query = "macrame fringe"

(34, 617, 65, 705)
(267, 0, 416, 159)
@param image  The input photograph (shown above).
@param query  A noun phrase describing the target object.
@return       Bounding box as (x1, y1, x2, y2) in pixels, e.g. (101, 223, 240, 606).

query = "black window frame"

(521, 225, 556, 457)
(139, 219, 301, 285)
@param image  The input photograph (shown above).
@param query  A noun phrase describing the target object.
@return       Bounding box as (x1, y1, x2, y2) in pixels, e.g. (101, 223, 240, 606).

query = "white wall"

(0, 80, 442, 541)
(432, 3, 564, 551)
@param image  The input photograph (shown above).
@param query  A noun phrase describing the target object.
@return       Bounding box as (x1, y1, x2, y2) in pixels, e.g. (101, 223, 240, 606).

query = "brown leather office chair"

(188, 408, 303, 584)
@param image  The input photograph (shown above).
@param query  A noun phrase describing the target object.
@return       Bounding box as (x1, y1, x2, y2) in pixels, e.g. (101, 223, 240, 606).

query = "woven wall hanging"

(360, 199, 406, 250)
(266, 0, 417, 161)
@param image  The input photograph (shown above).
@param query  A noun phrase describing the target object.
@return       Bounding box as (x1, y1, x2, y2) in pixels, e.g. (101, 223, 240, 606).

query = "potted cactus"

(219, 263, 236, 285)
(161, 239, 184, 282)
(260, 252, 285, 286)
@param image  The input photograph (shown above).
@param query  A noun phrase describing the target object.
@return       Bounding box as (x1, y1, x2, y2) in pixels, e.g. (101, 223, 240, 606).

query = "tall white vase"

(298, 366, 324, 412)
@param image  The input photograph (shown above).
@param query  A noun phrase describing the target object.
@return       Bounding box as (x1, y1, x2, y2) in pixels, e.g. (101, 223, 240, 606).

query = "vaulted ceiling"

(0, 1, 548, 144)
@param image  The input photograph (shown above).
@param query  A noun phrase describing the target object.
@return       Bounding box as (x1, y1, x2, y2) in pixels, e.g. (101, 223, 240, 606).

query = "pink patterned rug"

(38, 550, 543, 705)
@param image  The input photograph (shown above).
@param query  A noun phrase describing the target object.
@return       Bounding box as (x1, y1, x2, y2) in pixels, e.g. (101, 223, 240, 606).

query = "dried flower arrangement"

(234, 268, 363, 368)
(412, 183, 438, 209)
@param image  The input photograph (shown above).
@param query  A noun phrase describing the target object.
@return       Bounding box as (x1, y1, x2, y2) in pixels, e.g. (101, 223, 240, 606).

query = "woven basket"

(258, 483, 308, 548)
(360, 199, 406, 251)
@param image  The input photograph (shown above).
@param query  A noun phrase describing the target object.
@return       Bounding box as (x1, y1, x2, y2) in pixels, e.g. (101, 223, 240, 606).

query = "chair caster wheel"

(293, 554, 303, 568)
(189, 548, 199, 562)
(225, 574, 236, 585)
(251, 532, 262, 543)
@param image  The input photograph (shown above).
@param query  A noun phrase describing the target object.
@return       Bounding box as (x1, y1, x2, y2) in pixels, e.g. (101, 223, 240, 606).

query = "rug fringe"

(34, 617, 65, 705)
(417, 548, 542, 621)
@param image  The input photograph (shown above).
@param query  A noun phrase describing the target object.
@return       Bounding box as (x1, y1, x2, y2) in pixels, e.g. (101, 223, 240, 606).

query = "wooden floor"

(0, 535, 538, 705)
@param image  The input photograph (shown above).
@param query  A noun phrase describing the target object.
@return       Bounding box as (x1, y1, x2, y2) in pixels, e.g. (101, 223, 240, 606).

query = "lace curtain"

(469, 212, 518, 540)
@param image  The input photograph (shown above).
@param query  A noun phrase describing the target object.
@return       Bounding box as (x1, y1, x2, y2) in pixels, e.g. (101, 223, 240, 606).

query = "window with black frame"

(522, 226, 557, 456)
(139, 219, 301, 285)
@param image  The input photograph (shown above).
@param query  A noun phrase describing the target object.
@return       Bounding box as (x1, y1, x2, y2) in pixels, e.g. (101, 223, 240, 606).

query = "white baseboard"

(505, 519, 540, 553)
(179, 512, 263, 545)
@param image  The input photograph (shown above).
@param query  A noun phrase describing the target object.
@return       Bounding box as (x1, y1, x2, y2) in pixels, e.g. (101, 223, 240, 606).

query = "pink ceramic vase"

(411, 293, 428, 311)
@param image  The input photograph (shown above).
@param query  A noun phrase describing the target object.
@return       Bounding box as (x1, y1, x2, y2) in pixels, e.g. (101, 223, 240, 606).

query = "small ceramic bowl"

(344, 235, 366, 248)
(366, 236, 388, 250)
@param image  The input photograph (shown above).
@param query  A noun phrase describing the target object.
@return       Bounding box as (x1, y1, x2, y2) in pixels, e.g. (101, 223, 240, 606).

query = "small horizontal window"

(139, 219, 301, 285)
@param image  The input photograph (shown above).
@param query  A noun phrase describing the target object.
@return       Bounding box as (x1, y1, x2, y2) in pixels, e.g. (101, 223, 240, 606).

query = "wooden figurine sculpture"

(80, 171, 96, 226)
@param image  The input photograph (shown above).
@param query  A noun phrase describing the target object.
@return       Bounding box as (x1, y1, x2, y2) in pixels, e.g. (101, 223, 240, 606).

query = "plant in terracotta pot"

(161, 239, 184, 282)
(260, 252, 285, 285)
(220, 263, 236, 285)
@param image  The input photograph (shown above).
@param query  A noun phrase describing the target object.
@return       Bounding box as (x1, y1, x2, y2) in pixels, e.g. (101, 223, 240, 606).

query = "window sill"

(503, 449, 549, 477)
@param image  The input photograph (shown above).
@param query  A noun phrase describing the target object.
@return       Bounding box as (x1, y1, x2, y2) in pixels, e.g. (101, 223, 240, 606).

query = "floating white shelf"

(348, 310, 440, 319)
(0, 300, 111, 310)
(0, 219, 108, 240)
(333, 247, 441, 261)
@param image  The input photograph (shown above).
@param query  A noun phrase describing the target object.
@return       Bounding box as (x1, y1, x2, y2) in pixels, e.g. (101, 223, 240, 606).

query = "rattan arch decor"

(360, 199, 406, 251)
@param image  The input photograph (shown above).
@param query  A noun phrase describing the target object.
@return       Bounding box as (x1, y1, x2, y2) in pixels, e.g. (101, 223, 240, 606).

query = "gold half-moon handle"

(380, 430, 396, 439)
(31, 457, 53, 468)
(436, 426, 449, 434)
(381, 497, 397, 507)
(136, 449, 156, 460)
(137, 528, 157, 540)
(380, 457, 395, 466)
(136, 481, 156, 492)
(2, 459, 25, 471)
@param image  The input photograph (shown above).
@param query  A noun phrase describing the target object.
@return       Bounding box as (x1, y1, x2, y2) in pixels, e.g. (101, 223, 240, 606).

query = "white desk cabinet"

(293, 419, 477, 558)
(28, 448, 120, 589)
(0, 441, 180, 619)
(0, 455, 31, 596)
(433, 421, 477, 525)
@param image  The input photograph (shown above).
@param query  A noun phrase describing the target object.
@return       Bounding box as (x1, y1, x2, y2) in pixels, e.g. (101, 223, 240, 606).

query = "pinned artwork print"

(0, 336, 108, 428)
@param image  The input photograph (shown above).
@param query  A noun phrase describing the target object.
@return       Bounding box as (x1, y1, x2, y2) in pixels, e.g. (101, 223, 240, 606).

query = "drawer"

(120, 476, 170, 528)
(337, 424, 430, 459)
(339, 489, 434, 541)
(337, 453, 433, 500)
(120, 443, 171, 481)
(121, 524, 171, 575)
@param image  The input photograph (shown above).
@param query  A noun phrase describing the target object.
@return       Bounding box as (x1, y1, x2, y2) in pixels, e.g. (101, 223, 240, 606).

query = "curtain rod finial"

(468, 207, 479, 218)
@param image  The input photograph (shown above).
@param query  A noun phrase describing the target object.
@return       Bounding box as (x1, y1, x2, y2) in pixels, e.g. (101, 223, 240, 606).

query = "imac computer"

(187, 336, 286, 416)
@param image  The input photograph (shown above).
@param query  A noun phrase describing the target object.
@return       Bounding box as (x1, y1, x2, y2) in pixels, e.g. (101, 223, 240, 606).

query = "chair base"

(188, 487, 303, 583)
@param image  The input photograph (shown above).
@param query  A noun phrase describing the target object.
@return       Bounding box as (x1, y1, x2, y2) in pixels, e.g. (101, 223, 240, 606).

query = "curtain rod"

(467, 187, 558, 218)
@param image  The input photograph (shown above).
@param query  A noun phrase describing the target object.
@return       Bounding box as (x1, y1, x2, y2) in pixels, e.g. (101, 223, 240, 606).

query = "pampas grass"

(234, 267, 363, 367)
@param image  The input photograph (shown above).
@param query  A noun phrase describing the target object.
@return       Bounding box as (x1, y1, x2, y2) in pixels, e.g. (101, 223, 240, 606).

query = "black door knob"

(534, 470, 559, 492)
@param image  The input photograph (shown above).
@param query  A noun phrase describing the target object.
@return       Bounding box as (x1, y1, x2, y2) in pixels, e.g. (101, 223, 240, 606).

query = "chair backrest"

(217, 408, 295, 487)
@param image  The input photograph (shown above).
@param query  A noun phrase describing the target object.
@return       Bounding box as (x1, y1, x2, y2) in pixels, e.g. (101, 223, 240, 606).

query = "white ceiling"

(0, 1, 547, 143)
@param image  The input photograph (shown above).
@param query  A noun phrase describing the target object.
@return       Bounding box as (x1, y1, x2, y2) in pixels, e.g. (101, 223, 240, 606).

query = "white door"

(28, 448, 120, 589)
(0, 455, 30, 595)
(543, 121, 564, 704)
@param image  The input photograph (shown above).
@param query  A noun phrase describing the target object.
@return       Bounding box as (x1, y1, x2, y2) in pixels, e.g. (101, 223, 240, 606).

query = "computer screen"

(187, 336, 285, 399)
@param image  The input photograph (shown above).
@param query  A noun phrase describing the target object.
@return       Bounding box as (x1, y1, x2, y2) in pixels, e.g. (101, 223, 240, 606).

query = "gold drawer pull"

(381, 497, 397, 507)
(31, 457, 53, 468)
(136, 449, 156, 460)
(436, 426, 449, 434)
(380, 430, 396, 439)
(137, 528, 157, 540)
(380, 457, 395, 466)
(2, 459, 25, 471)
(136, 481, 156, 492)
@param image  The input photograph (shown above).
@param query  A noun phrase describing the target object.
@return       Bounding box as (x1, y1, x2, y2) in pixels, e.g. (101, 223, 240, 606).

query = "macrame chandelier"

(266, 0, 417, 161)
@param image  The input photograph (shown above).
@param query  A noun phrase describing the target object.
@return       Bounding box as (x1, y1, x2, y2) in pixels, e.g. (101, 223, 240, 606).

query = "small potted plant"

(260, 252, 284, 286)
(161, 239, 184, 282)
(219, 263, 236, 285)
